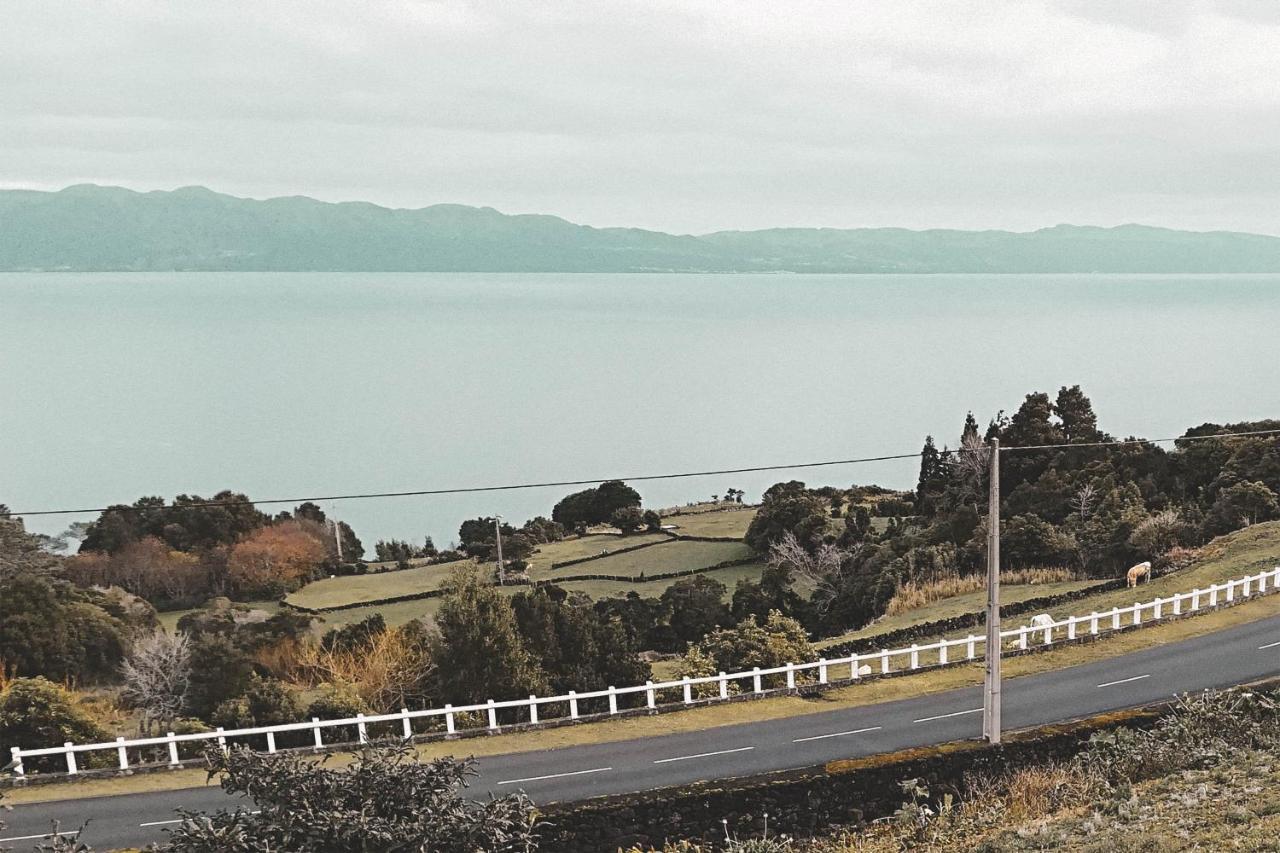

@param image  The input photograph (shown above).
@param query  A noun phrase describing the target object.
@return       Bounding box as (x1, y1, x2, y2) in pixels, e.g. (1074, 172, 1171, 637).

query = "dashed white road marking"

(1096, 674, 1150, 688)
(0, 832, 71, 843)
(1259, 641, 1280, 650)
(793, 726, 882, 743)
(653, 746, 755, 764)
(139, 819, 185, 827)
(497, 767, 612, 785)
(913, 708, 982, 724)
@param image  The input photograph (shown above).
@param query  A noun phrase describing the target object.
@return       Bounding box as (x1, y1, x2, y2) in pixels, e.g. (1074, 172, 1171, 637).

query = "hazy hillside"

(4, 185, 1280, 273)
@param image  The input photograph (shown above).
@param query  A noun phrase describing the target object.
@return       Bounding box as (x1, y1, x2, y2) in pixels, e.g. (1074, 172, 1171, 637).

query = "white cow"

(1029, 613, 1055, 629)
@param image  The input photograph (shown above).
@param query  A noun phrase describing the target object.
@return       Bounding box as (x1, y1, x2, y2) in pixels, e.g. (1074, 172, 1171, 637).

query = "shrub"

(163, 744, 539, 852)
(0, 677, 111, 773)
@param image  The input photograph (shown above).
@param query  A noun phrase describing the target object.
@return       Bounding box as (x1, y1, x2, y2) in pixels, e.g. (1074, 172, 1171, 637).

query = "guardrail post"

(682, 679, 693, 703)
(1172, 594, 1181, 616)
(1226, 580, 1235, 602)
(938, 642, 947, 665)
(646, 681, 656, 709)
(529, 696, 539, 724)
(1210, 585, 1219, 607)
(1133, 603, 1141, 626)
(1041, 623, 1052, 645)
(311, 720, 322, 749)
(167, 732, 180, 765)
(719, 672, 729, 698)
(608, 687, 618, 714)
(1244, 576, 1253, 597)
(1259, 572, 1267, 593)
(265, 731, 276, 755)
(1111, 608, 1121, 630)
(217, 727, 228, 754)
(909, 645, 919, 669)
(445, 704, 455, 734)
(752, 667, 763, 693)
(786, 663, 795, 689)
(966, 636, 976, 660)
(1153, 598, 1162, 620)
(357, 713, 368, 743)
(880, 650, 890, 674)
(488, 700, 500, 728)
(818, 659, 828, 684)
(1192, 589, 1201, 610)
(1090, 612, 1099, 634)
(1018, 628, 1028, 651)
(10, 746, 23, 777)
(401, 709, 412, 740)
(116, 736, 129, 770)
(1066, 616, 1076, 641)
(65, 743, 77, 775)
(851, 656, 861, 679)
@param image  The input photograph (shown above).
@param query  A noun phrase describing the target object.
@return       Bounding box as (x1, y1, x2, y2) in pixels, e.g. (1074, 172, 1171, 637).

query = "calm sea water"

(3, 273, 1278, 548)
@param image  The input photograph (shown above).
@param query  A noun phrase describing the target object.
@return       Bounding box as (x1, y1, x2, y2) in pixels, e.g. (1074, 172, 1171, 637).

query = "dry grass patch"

(885, 568, 1082, 617)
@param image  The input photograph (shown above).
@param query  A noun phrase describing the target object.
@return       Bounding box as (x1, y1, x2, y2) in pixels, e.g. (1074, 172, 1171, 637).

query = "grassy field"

(661, 507, 756, 539)
(814, 580, 1103, 649)
(539, 539, 752, 579)
(524, 532, 671, 579)
(284, 562, 457, 610)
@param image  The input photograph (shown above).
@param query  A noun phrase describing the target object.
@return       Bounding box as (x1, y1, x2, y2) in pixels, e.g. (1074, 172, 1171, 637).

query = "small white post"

(719, 672, 729, 698)
(1153, 598, 1162, 620)
(117, 736, 129, 770)
(445, 704, 455, 734)
(608, 686, 618, 714)
(1133, 603, 1141, 626)
(568, 692, 580, 718)
(819, 659, 828, 684)
(1192, 589, 1202, 610)
(851, 656, 861, 679)
(265, 731, 276, 754)
(1091, 612, 1099, 634)
(909, 645, 919, 669)
(1018, 628, 1028, 651)
(357, 713, 368, 743)
(312, 719, 322, 748)
(1112, 608, 1121, 630)
(682, 679, 693, 704)
(1041, 623, 1052, 645)
(752, 667, 763, 693)
(488, 700, 499, 728)
(529, 696, 539, 724)
(65, 743, 77, 775)
(168, 732, 180, 764)
(1210, 586, 1219, 607)
(217, 727, 228, 754)
(1226, 580, 1235, 603)
(1067, 616, 1076, 641)
(1259, 573, 1267, 594)
(938, 642, 948, 665)
(646, 681, 656, 709)
(786, 663, 796, 689)
(10, 746, 23, 777)
(880, 650, 890, 674)
(1172, 594, 1182, 616)
(1244, 576, 1253, 597)
(966, 636, 976, 660)
(401, 709, 412, 740)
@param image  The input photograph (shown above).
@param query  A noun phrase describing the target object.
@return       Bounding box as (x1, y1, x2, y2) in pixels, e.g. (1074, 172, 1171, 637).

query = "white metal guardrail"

(9, 566, 1279, 778)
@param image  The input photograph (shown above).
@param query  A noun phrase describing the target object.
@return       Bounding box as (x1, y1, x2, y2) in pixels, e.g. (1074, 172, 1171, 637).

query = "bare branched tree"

(768, 531, 854, 613)
(947, 432, 990, 508)
(1070, 482, 1099, 522)
(120, 630, 191, 733)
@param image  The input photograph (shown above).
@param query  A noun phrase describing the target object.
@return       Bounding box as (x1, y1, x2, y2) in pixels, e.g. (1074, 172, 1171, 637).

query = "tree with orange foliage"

(227, 520, 329, 599)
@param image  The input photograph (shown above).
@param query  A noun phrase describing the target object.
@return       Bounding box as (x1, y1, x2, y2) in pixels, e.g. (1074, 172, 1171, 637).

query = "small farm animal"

(1126, 561, 1152, 588)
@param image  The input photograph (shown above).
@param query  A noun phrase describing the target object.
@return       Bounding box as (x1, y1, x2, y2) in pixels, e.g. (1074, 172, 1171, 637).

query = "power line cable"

(8, 427, 1280, 518)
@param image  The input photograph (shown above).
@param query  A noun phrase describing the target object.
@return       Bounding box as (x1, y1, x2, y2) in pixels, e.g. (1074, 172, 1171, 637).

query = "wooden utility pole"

(983, 438, 1002, 744)
(331, 518, 344, 563)
(494, 515, 505, 586)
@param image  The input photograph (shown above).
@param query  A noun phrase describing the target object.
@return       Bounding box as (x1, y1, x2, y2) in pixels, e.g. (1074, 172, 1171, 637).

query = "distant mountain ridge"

(3, 184, 1280, 273)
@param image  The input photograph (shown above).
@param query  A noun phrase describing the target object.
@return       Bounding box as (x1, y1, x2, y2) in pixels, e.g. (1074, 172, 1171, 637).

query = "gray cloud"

(2, 0, 1278, 233)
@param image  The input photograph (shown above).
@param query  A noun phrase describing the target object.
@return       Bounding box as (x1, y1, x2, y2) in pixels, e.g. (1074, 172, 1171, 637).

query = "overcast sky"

(3, 0, 1280, 234)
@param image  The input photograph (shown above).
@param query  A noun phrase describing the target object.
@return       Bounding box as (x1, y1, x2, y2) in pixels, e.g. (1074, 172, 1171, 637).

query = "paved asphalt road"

(6, 613, 1280, 850)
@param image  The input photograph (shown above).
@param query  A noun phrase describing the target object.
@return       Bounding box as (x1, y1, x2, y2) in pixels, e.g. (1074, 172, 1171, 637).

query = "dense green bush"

(0, 677, 111, 774)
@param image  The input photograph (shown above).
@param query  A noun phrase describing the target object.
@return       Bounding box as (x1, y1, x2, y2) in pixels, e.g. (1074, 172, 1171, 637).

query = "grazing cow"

(1126, 561, 1152, 588)
(1029, 613, 1055, 629)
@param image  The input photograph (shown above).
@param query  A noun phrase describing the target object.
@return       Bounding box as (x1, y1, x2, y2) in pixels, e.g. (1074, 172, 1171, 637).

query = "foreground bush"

(165, 744, 539, 852)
